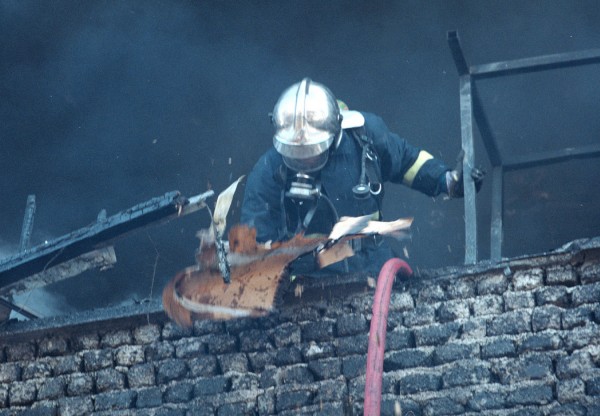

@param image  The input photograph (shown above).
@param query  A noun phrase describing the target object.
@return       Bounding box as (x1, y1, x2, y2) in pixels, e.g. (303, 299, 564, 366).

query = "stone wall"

(1, 239, 599, 415)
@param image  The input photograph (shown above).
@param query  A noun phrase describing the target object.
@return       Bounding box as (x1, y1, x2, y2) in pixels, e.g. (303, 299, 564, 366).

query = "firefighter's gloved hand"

(446, 167, 485, 198)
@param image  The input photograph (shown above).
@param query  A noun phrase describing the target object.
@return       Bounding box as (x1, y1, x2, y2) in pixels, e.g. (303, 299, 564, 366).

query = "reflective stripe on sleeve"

(402, 150, 434, 187)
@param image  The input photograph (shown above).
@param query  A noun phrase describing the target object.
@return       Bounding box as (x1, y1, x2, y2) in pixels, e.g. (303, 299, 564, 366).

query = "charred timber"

(0, 191, 204, 290)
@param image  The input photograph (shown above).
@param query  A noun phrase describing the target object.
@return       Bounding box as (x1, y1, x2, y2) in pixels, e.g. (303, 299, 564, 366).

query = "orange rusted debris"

(163, 226, 327, 326)
(162, 216, 413, 327)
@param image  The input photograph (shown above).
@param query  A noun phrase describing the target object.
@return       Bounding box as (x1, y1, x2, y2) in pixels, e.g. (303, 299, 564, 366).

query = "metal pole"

(448, 30, 478, 264)
(490, 166, 504, 261)
(460, 75, 478, 264)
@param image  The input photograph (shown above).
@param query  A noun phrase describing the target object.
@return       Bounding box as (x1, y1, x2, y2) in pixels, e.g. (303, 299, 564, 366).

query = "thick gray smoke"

(1, 1, 599, 313)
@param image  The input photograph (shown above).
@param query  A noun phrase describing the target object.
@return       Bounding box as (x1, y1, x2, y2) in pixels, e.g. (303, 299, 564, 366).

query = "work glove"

(446, 150, 485, 198)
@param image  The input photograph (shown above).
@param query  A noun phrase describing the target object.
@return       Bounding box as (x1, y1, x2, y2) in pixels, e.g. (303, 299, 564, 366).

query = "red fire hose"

(364, 258, 413, 416)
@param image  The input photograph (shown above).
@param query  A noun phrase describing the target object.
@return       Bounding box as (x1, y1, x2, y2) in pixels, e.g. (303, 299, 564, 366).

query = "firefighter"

(240, 78, 483, 275)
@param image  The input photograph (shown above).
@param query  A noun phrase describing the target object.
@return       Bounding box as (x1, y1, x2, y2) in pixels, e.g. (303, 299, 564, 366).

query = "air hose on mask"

(364, 258, 413, 416)
(284, 172, 349, 273)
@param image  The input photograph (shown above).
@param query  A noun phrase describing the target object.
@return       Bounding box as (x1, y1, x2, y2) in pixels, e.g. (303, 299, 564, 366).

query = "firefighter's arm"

(364, 113, 449, 196)
(240, 150, 284, 243)
(364, 113, 485, 197)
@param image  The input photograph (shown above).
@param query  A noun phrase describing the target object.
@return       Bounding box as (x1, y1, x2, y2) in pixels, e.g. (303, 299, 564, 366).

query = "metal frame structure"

(447, 31, 600, 264)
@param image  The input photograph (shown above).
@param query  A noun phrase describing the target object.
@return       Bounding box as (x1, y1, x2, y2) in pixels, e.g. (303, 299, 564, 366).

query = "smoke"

(1, 0, 599, 313)
(10, 288, 75, 320)
(0, 242, 17, 262)
(0, 243, 73, 319)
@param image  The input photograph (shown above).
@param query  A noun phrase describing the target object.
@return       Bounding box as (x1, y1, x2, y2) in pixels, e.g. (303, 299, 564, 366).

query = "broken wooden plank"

(19, 195, 36, 253)
(0, 247, 116, 297)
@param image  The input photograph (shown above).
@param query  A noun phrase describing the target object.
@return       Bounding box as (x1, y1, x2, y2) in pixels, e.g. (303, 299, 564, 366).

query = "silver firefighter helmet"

(272, 78, 342, 172)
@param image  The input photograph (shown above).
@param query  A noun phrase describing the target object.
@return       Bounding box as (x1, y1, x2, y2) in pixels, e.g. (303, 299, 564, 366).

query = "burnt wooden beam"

(0, 247, 117, 297)
(19, 195, 36, 252)
(0, 190, 213, 291)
